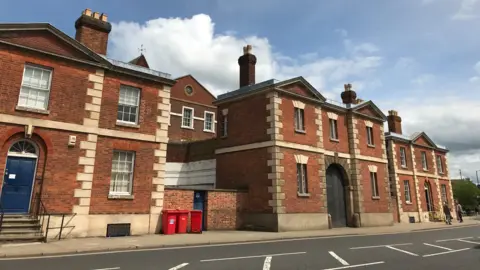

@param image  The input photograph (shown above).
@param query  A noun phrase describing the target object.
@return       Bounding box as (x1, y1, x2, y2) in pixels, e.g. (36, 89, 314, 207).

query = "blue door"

(193, 191, 206, 231)
(1, 157, 36, 214)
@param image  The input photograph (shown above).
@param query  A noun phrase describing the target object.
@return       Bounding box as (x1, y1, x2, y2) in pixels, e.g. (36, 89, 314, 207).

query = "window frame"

(294, 107, 305, 132)
(296, 163, 308, 194)
(221, 115, 228, 137)
(203, 111, 215, 132)
(403, 180, 411, 203)
(18, 64, 53, 111)
(181, 106, 195, 129)
(109, 150, 135, 196)
(441, 184, 447, 203)
(436, 155, 444, 174)
(370, 172, 379, 198)
(400, 147, 407, 168)
(116, 85, 141, 125)
(366, 126, 374, 146)
(329, 119, 338, 140)
(421, 151, 428, 170)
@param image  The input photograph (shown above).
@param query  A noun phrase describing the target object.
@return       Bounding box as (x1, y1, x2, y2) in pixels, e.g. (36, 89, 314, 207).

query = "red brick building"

(211, 45, 393, 231)
(0, 9, 174, 239)
(385, 110, 454, 223)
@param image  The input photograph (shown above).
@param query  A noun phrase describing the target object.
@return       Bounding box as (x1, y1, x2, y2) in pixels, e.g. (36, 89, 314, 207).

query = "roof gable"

(0, 23, 106, 64)
(411, 132, 437, 148)
(172, 74, 217, 105)
(352, 101, 387, 121)
(129, 54, 150, 68)
(275, 76, 326, 101)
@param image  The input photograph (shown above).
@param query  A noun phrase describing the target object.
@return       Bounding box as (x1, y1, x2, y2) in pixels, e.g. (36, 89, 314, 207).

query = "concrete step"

(0, 223, 41, 229)
(1, 217, 40, 224)
(0, 234, 44, 243)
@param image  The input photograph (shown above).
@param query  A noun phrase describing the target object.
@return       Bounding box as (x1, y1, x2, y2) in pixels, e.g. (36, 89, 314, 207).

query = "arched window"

(8, 140, 38, 157)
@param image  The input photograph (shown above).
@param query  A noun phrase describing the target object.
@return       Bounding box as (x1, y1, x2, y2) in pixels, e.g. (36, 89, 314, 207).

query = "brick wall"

(169, 99, 217, 142)
(0, 125, 84, 213)
(322, 110, 349, 153)
(206, 190, 247, 230)
(398, 174, 418, 212)
(216, 94, 270, 149)
(216, 148, 271, 213)
(280, 96, 318, 147)
(99, 73, 160, 135)
(163, 188, 248, 230)
(394, 142, 412, 170)
(414, 146, 435, 174)
(356, 118, 384, 157)
(360, 161, 390, 213)
(281, 148, 324, 213)
(0, 47, 94, 125)
(89, 137, 157, 214)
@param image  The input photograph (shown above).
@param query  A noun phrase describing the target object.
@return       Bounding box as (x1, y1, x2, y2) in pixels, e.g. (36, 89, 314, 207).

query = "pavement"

(0, 218, 478, 269)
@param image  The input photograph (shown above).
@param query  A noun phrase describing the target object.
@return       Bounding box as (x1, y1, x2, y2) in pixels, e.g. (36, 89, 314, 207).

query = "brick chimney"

(238, 45, 257, 88)
(340, 83, 357, 108)
(75, 8, 112, 55)
(387, 110, 403, 135)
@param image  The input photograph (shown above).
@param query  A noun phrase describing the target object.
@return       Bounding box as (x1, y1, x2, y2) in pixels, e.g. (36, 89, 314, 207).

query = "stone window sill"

(116, 121, 140, 129)
(203, 129, 215, 133)
(423, 169, 429, 172)
(401, 165, 407, 169)
(372, 196, 380, 200)
(16, 106, 50, 115)
(181, 125, 194, 130)
(405, 202, 412, 205)
(108, 194, 134, 200)
(295, 129, 306, 134)
(297, 192, 311, 198)
(367, 144, 375, 148)
(330, 138, 339, 143)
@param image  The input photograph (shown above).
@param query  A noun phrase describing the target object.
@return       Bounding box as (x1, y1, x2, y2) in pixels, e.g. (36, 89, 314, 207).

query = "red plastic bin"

(176, 210, 189, 234)
(162, 210, 177, 235)
(190, 210, 203, 233)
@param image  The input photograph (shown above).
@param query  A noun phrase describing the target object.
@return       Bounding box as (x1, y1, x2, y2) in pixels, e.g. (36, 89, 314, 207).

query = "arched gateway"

(326, 164, 348, 227)
(1, 140, 39, 213)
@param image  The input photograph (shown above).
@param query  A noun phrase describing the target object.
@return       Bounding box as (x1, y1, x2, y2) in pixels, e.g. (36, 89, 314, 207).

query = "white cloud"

(411, 74, 435, 86)
(109, 14, 382, 97)
(469, 76, 480, 83)
(452, 0, 479, 20)
(474, 61, 480, 73)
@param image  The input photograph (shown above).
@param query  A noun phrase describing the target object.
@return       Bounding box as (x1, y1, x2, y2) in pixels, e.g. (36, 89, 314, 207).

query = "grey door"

(326, 165, 347, 227)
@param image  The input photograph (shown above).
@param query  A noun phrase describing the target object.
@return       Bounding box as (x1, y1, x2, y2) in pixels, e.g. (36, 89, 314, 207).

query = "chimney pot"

(340, 83, 357, 105)
(75, 9, 112, 55)
(238, 44, 257, 88)
(83, 8, 92, 16)
(387, 109, 402, 134)
(100, 13, 108, 22)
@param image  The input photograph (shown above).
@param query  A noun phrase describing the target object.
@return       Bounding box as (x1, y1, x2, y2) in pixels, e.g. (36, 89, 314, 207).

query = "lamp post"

(476, 170, 480, 187)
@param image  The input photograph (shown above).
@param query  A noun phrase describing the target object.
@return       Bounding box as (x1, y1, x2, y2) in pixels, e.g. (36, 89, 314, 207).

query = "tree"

(452, 180, 480, 210)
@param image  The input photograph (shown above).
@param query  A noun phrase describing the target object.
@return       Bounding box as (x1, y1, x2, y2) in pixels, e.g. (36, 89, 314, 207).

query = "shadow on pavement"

(474, 245, 480, 250)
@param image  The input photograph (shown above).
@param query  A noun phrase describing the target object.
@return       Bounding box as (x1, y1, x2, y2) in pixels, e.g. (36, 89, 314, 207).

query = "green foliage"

(452, 180, 480, 209)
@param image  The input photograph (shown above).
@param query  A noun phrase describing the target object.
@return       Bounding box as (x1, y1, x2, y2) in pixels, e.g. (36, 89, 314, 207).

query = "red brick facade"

(386, 110, 454, 223)
(0, 9, 175, 238)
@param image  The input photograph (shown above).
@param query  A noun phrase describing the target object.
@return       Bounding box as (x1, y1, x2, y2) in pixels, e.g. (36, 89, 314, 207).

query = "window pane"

(110, 151, 135, 194)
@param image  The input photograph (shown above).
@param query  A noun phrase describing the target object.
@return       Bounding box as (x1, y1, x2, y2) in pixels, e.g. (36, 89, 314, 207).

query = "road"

(0, 225, 478, 270)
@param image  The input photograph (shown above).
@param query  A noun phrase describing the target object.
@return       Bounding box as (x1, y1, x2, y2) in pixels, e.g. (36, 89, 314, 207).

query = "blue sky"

(2, 0, 480, 180)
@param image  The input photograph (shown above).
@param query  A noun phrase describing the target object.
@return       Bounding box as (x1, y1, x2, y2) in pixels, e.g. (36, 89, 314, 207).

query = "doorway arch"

(326, 164, 348, 227)
(1, 140, 39, 214)
(424, 181, 434, 212)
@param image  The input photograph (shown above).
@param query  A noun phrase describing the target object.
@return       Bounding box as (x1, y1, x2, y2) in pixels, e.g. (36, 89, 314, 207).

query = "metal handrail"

(32, 196, 71, 242)
(0, 201, 4, 233)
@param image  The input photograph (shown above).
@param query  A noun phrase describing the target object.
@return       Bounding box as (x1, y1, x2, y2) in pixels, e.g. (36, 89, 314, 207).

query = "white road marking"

(92, 268, 120, 270)
(386, 245, 419, 256)
(457, 239, 480, 244)
(168, 263, 189, 270)
(436, 236, 473, 242)
(423, 243, 453, 251)
(321, 261, 385, 270)
(200, 251, 306, 262)
(350, 243, 412, 249)
(262, 256, 272, 270)
(0, 224, 477, 261)
(328, 251, 349, 266)
(423, 248, 470, 257)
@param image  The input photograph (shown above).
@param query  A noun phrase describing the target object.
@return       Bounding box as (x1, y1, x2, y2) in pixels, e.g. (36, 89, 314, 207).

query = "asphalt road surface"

(0, 225, 479, 270)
